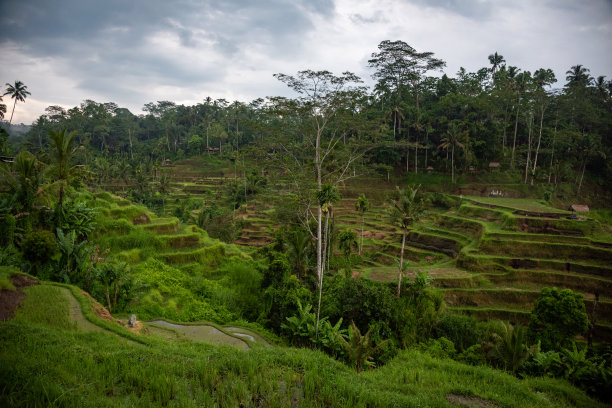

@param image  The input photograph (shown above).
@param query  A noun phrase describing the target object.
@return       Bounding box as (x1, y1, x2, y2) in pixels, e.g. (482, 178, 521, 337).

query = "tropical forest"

(1, 41, 612, 407)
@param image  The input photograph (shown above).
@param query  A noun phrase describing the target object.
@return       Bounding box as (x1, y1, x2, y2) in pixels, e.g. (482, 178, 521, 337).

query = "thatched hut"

(569, 204, 589, 213)
(488, 162, 501, 172)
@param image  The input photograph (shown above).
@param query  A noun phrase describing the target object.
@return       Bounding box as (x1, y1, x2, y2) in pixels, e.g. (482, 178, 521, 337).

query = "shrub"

(436, 313, 486, 352)
(419, 337, 457, 359)
(0, 214, 16, 247)
(527, 288, 589, 351)
(21, 230, 56, 266)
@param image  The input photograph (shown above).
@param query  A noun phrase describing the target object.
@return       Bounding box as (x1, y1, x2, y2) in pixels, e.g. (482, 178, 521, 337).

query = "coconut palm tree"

(354, 193, 369, 255)
(388, 185, 424, 297)
(565, 65, 592, 87)
(338, 229, 358, 276)
(488, 51, 505, 79)
(438, 122, 468, 183)
(4, 81, 31, 125)
(48, 129, 80, 212)
(486, 322, 538, 373)
(0, 95, 6, 120)
(0, 151, 49, 214)
(287, 228, 311, 280)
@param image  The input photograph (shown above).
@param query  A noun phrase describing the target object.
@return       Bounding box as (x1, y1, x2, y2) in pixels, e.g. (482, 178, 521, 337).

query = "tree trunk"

(105, 286, 112, 313)
(128, 128, 134, 160)
(415, 137, 418, 174)
(397, 231, 406, 297)
(315, 124, 323, 339)
(511, 94, 521, 169)
(451, 144, 455, 183)
(8, 100, 17, 125)
(360, 214, 364, 255)
(502, 102, 510, 152)
(524, 113, 533, 184)
(59, 184, 65, 213)
(577, 159, 586, 194)
(531, 105, 545, 185)
(113, 282, 118, 310)
(321, 211, 329, 279)
(548, 123, 557, 184)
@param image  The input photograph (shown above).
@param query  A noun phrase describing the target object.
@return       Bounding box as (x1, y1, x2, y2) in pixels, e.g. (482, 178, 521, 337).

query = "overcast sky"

(1, 0, 611, 125)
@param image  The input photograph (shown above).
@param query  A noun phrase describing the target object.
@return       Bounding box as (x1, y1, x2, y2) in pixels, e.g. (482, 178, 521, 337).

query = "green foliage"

(528, 288, 589, 351)
(55, 228, 91, 285)
(95, 262, 131, 313)
(0, 213, 16, 247)
(55, 200, 98, 240)
(427, 192, 460, 209)
(197, 204, 244, 243)
(388, 185, 425, 231)
(21, 230, 56, 266)
(436, 313, 486, 352)
(418, 337, 457, 359)
(337, 321, 389, 372)
(281, 300, 346, 356)
(129, 259, 234, 323)
(262, 272, 311, 332)
(322, 276, 394, 338)
(0, 266, 19, 290)
(485, 322, 539, 373)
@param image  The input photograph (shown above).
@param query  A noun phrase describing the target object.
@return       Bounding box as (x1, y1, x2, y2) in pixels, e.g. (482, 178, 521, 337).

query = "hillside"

(0, 275, 604, 408)
(124, 157, 612, 342)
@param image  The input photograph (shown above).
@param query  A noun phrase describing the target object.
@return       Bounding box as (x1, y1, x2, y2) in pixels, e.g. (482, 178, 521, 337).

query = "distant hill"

(0, 122, 31, 137)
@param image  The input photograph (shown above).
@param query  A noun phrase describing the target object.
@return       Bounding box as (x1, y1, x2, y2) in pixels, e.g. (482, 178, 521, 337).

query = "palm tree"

(0, 95, 6, 120)
(565, 65, 592, 87)
(48, 129, 80, 212)
(338, 229, 358, 277)
(388, 185, 424, 297)
(354, 194, 369, 255)
(337, 321, 389, 373)
(488, 52, 505, 79)
(287, 228, 311, 280)
(438, 122, 468, 183)
(4, 81, 31, 125)
(486, 322, 538, 373)
(0, 151, 49, 214)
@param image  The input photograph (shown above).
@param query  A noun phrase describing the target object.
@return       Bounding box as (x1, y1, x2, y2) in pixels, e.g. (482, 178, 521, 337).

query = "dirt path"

(60, 287, 105, 333)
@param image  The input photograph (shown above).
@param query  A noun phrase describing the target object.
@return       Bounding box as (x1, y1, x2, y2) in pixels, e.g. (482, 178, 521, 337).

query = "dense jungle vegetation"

(1, 42, 611, 406)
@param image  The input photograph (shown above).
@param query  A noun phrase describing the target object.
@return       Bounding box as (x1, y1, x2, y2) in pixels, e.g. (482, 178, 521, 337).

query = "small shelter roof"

(488, 162, 501, 168)
(569, 204, 589, 213)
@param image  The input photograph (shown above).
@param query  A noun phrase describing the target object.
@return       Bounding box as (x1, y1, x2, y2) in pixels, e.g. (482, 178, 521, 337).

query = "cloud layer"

(1, 0, 610, 124)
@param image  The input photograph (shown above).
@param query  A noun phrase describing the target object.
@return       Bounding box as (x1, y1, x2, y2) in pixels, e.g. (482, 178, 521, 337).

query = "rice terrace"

(1, 2, 612, 406)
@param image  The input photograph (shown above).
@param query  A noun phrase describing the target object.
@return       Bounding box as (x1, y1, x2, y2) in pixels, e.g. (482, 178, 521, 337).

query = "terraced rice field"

(113, 158, 612, 342)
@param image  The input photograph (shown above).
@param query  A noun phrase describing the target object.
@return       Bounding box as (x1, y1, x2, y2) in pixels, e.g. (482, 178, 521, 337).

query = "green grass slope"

(1, 281, 604, 408)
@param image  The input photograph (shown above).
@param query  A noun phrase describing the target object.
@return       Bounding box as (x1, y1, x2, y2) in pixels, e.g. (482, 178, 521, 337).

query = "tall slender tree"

(388, 185, 424, 297)
(354, 194, 369, 255)
(488, 52, 506, 79)
(438, 122, 468, 183)
(274, 70, 366, 338)
(4, 81, 31, 125)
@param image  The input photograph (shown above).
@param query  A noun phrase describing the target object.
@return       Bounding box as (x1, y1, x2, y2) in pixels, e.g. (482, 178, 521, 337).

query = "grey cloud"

(406, 0, 495, 19)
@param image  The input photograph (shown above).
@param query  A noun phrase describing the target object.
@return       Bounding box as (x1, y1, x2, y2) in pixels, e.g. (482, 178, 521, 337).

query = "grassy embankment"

(1, 278, 604, 407)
